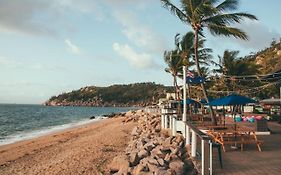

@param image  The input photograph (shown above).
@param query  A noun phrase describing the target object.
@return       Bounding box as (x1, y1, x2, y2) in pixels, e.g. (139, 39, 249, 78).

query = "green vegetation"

(161, 0, 257, 125)
(45, 82, 173, 107)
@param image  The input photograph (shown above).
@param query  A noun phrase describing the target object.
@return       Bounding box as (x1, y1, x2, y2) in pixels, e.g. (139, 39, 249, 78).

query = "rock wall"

(109, 110, 196, 175)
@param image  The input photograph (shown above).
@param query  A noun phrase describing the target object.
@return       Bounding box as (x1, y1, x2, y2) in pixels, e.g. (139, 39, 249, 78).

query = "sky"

(0, 0, 280, 104)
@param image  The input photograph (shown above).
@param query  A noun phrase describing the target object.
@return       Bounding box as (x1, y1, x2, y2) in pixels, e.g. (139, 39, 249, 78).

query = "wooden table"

(207, 129, 262, 152)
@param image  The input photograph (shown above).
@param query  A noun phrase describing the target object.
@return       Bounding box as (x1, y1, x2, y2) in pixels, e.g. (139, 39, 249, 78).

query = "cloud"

(0, 0, 58, 36)
(0, 0, 103, 36)
(112, 43, 158, 69)
(114, 10, 167, 53)
(214, 19, 280, 50)
(64, 39, 81, 54)
(0, 56, 20, 68)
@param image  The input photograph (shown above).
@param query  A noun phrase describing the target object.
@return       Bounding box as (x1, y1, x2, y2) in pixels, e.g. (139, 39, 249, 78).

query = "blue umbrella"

(209, 94, 256, 126)
(200, 98, 214, 104)
(181, 98, 199, 105)
(209, 94, 256, 106)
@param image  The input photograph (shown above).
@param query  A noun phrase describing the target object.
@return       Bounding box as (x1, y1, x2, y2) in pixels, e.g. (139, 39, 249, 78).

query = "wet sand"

(0, 117, 136, 175)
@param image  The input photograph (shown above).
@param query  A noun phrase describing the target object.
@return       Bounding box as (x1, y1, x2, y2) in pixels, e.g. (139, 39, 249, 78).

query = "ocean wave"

(0, 117, 102, 146)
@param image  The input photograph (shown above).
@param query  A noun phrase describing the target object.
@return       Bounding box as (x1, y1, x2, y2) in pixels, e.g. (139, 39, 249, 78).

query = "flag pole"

(183, 66, 187, 122)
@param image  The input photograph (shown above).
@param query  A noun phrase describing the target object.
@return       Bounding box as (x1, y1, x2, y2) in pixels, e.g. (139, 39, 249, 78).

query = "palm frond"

(203, 12, 257, 26)
(161, 0, 189, 23)
(216, 0, 239, 11)
(207, 23, 248, 40)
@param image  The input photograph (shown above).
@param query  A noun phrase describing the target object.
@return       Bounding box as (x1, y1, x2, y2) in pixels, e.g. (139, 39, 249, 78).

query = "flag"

(186, 70, 194, 78)
(186, 76, 205, 85)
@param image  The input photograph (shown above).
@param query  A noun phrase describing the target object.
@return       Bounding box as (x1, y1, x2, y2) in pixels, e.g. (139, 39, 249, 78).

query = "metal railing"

(161, 109, 213, 175)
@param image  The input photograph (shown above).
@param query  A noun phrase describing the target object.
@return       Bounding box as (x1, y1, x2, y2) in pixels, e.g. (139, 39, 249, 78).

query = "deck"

(212, 121, 281, 175)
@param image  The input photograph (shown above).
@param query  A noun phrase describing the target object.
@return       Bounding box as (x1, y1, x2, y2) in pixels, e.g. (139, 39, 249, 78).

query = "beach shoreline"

(0, 116, 136, 175)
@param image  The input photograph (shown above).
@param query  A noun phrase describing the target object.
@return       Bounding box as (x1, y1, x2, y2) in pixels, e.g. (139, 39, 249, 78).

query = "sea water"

(0, 104, 136, 146)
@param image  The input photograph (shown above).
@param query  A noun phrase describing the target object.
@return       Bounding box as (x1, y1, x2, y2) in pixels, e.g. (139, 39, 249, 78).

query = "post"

(209, 141, 213, 175)
(201, 139, 210, 175)
(164, 114, 168, 129)
(161, 109, 165, 129)
(172, 116, 177, 136)
(191, 130, 197, 157)
(183, 66, 187, 122)
(280, 86, 281, 99)
(186, 125, 191, 145)
(169, 115, 173, 130)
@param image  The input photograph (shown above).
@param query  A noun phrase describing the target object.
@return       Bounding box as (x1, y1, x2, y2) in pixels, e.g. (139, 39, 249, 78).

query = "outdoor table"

(207, 128, 262, 152)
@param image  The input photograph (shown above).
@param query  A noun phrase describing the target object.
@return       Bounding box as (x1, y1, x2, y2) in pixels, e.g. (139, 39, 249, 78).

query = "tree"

(161, 0, 257, 125)
(213, 50, 260, 94)
(164, 50, 183, 100)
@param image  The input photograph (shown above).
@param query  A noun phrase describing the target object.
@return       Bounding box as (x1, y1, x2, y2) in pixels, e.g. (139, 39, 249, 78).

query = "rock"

(169, 159, 185, 175)
(89, 116, 96, 119)
(117, 166, 131, 175)
(109, 155, 130, 173)
(130, 152, 140, 166)
(151, 147, 165, 159)
(164, 153, 171, 163)
(144, 142, 155, 152)
(147, 163, 160, 174)
(157, 158, 165, 166)
(138, 149, 149, 159)
(131, 127, 138, 136)
(132, 164, 146, 175)
(146, 157, 159, 166)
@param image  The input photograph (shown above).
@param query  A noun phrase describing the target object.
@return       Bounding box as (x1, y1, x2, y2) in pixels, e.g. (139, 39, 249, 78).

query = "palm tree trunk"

(194, 29, 217, 125)
(173, 75, 178, 100)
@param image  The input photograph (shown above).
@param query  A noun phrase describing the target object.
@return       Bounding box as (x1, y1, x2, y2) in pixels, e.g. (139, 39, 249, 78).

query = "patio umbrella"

(209, 94, 256, 106)
(181, 98, 199, 105)
(209, 94, 256, 126)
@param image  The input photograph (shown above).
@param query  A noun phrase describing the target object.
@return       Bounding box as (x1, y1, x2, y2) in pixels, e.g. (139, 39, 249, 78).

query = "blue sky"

(0, 0, 280, 104)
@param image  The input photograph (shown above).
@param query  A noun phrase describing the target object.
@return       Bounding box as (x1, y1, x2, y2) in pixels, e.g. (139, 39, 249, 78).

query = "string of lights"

(207, 79, 281, 95)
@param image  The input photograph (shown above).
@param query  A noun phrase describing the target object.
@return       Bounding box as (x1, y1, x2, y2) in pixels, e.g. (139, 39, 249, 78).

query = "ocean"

(0, 104, 136, 146)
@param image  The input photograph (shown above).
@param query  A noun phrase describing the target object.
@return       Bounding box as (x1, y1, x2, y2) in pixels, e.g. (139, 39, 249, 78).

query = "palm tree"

(214, 50, 260, 93)
(164, 49, 183, 100)
(161, 0, 257, 125)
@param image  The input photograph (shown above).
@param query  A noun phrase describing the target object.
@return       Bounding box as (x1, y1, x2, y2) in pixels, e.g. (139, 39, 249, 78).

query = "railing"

(144, 106, 161, 114)
(161, 109, 213, 175)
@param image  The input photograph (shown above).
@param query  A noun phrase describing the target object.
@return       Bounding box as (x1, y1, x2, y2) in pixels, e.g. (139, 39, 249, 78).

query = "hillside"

(249, 39, 281, 74)
(45, 82, 173, 107)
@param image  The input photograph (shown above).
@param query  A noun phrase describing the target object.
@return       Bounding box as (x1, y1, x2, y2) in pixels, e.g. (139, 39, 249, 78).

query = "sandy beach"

(0, 117, 136, 175)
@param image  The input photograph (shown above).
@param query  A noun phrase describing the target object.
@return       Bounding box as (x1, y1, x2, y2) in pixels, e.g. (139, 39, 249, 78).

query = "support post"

(172, 116, 177, 136)
(201, 139, 210, 175)
(186, 125, 190, 145)
(169, 115, 173, 130)
(209, 141, 213, 175)
(164, 115, 168, 129)
(191, 130, 197, 157)
(183, 66, 187, 122)
(161, 109, 165, 129)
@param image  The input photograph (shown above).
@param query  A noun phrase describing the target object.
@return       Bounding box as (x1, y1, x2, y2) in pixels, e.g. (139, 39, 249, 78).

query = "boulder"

(138, 149, 149, 159)
(151, 147, 165, 159)
(130, 152, 140, 166)
(131, 127, 138, 136)
(109, 155, 130, 173)
(157, 158, 165, 166)
(144, 142, 155, 152)
(169, 159, 185, 175)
